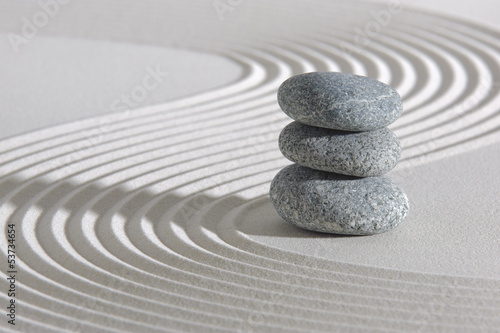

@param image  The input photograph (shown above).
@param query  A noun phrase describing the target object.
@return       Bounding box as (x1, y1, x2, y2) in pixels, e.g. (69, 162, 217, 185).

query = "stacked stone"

(270, 72, 409, 235)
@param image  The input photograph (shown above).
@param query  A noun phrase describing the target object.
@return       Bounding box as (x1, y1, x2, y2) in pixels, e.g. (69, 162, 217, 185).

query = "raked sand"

(0, 0, 499, 331)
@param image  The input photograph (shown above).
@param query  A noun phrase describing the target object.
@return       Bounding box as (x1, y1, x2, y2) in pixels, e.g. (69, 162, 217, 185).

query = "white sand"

(0, 0, 499, 331)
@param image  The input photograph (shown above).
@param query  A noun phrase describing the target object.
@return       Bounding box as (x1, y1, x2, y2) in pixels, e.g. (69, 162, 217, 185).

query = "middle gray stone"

(279, 121, 401, 177)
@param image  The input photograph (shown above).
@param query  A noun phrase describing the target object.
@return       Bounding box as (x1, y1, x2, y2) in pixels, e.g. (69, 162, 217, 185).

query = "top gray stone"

(277, 72, 403, 131)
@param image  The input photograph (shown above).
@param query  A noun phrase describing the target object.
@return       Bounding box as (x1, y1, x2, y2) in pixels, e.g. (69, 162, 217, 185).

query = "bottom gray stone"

(270, 164, 409, 235)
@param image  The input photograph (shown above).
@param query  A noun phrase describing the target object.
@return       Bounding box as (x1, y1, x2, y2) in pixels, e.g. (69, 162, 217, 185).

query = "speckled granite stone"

(269, 164, 409, 235)
(279, 122, 401, 177)
(277, 72, 403, 131)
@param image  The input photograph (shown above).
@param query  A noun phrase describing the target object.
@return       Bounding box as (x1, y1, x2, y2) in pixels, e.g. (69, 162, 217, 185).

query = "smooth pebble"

(277, 72, 403, 131)
(270, 164, 409, 235)
(279, 122, 401, 177)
